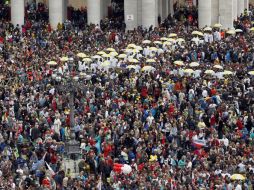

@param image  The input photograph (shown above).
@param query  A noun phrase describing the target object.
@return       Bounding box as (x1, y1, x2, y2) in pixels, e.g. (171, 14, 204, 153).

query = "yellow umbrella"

(47, 61, 57, 66)
(231, 174, 246, 181)
(60, 57, 69, 62)
(109, 52, 118, 57)
(77, 53, 87, 58)
(118, 54, 127, 59)
(189, 62, 199, 67)
(142, 40, 151, 44)
(125, 49, 133, 53)
(168, 33, 177, 38)
(167, 38, 176, 43)
(146, 59, 156, 63)
(127, 65, 137, 69)
(141, 66, 156, 72)
(129, 58, 139, 63)
(174, 60, 184, 66)
(97, 51, 106, 55)
(213, 65, 223, 69)
(154, 41, 162, 45)
(160, 37, 168, 41)
(92, 55, 102, 59)
(214, 23, 222, 28)
(136, 46, 143, 51)
(106, 48, 116, 52)
(132, 49, 140, 54)
(163, 41, 172, 46)
(77, 52, 87, 58)
(204, 27, 212, 31)
(127, 44, 136, 48)
(102, 54, 111, 58)
(205, 70, 215, 74)
(223, 70, 233, 75)
(250, 27, 254, 31)
(192, 31, 201, 35)
(248, 71, 254, 75)
(83, 58, 92, 62)
(226, 30, 235, 35)
(101, 61, 111, 67)
(149, 47, 158, 51)
(176, 38, 185, 43)
(184, 69, 194, 74)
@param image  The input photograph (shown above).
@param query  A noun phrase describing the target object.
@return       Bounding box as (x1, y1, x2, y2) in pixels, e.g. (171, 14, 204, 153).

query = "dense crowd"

(0, 1, 254, 190)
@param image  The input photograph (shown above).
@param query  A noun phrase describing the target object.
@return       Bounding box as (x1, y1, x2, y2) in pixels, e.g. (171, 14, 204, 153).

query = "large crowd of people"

(0, 1, 254, 189)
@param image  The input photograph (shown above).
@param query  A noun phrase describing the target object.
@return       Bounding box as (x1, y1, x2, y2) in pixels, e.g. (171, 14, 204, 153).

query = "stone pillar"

(87, 0, 102, 25)
(102, 0, 111, 19)
(49, 0, 67, 29)
(158, 0, 163, 17)
(211, 0, 219, 25)
(124, 0, 138, 30)
(219, 0, 234, 29)
(237, 0, 245, 17)
(142, 0, 158, 28)
(162, 0, 168, 20)
(137, 0, 142, 26)
(169, 0, 174, 16)
(193, 0, 197, 7)
(11, 0, 25, 27)
(198, 0, 212, 28)
(232, 0, 238, 20)
(244, 0, 249, 12)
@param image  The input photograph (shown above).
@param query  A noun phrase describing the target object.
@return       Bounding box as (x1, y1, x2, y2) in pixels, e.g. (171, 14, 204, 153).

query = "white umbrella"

(204, 27, 212, 31)
(213, 65, 223, 69)
(142, 40, 151, 44)
(141, 66, 156, 72)
(205, 70, 215, 74)
(47, 61, 57, 66)
(92, 55, 102, 59)
(189, 62, 199, 67)
(235, 29, 243, 33)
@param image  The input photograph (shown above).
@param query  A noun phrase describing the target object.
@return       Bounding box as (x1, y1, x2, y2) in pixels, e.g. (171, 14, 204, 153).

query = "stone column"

(87, 0, 102, 25)
(169, 0, 174, 16)
(142, 0, 158, 28)
(193, 0, 197, 7)
(49, 0, 67, 29)
(211, 0, 219, 25)
(198, 0, 212, 28)
(137, 0, 142, 26)
(102, 0, 111, 19)
(237, 0, 245, 17)
(11, 0, 25, 27)
(158, 0, 163, 17)
(232, 0, 238, 20)
(162, 0, 168, 20)
(244, 0, 249, 12)
(124, 0, 138, 30)
(219, 0, 234, 29)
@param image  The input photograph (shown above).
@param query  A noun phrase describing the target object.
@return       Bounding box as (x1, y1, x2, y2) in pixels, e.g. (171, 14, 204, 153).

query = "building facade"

(10, 0, 250, 30)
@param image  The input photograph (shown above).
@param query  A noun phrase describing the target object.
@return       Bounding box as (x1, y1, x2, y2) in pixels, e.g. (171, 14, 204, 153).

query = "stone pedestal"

(49, 0, 67, 29)
(11, 0, 25, 27)
(124, 0, 138, 30)
(87, 0, 102, 25)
